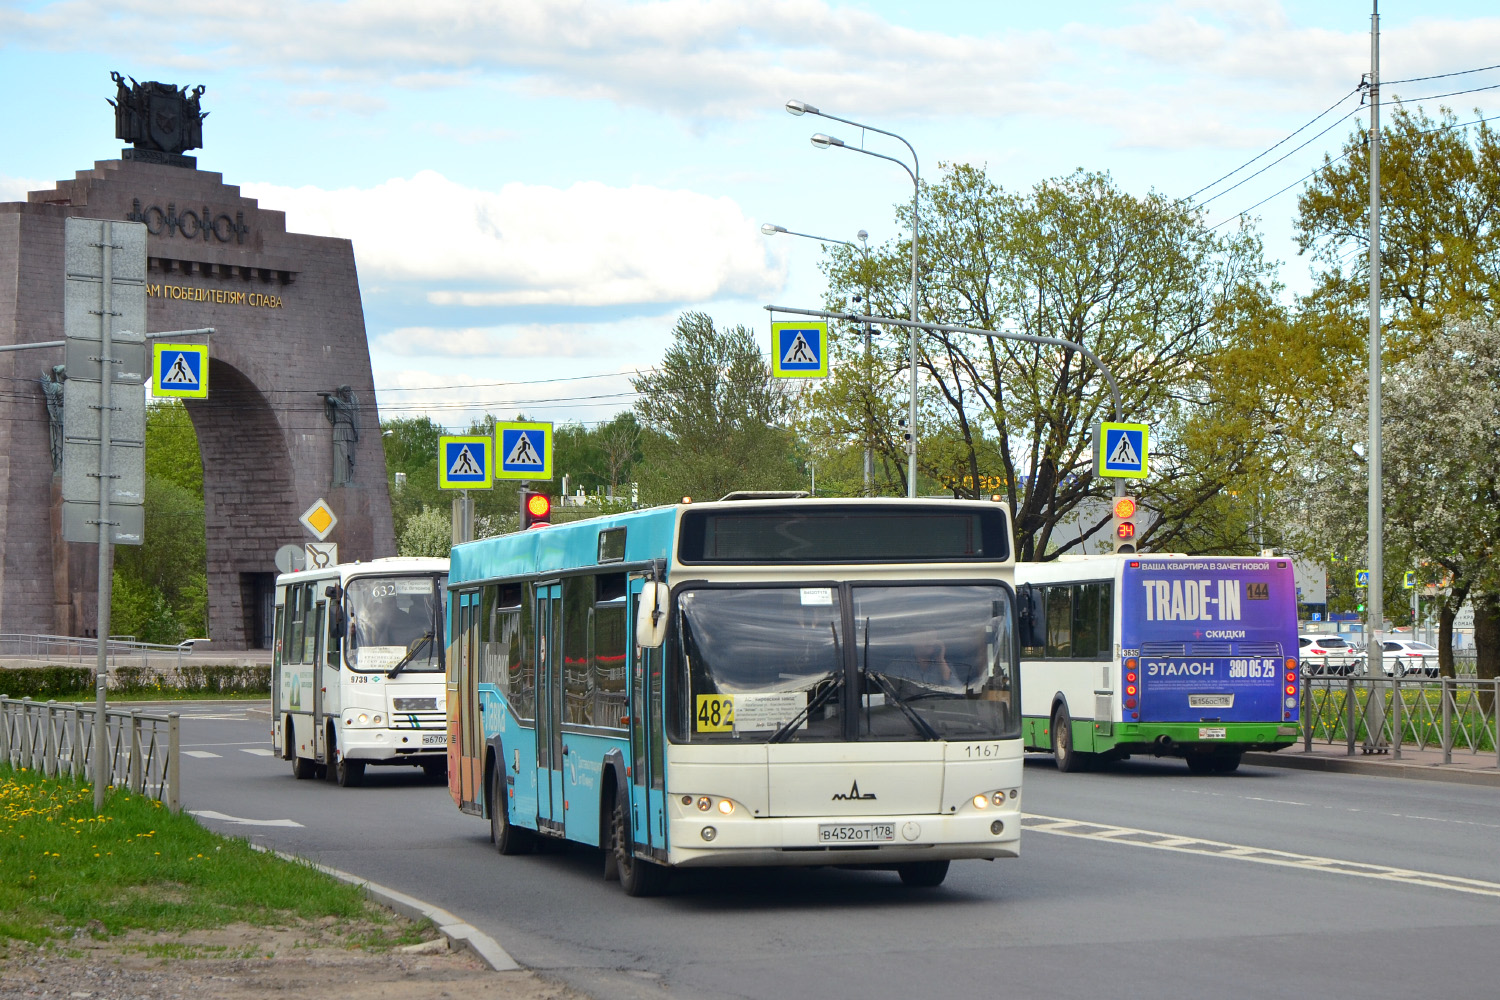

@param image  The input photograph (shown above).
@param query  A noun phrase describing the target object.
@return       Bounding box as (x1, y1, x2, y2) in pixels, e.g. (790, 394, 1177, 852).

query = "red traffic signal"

(521, 490, 552, 530)
(1112, 496, 1138, 554)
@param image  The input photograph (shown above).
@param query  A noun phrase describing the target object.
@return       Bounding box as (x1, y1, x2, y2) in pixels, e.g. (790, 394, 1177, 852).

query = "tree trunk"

(1472, 591, 1500, 717)
(1437, 581, 1471, 679)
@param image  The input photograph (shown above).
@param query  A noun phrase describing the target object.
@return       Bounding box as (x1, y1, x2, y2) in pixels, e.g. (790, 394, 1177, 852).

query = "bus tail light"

(1285, 684, 1297, 696)
(1125, 697, 1137, 709)
(1125, 657, 1138, 671)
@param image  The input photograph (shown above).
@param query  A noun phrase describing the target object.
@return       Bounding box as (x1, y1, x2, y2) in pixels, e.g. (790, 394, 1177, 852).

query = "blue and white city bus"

(1016, 554, 1301, 773)
(446, 495, 1023, 895)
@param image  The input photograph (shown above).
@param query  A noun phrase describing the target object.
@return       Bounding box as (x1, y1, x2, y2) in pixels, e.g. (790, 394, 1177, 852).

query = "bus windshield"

(345, 574, 446, 672)
(677, 584, 1017, 743)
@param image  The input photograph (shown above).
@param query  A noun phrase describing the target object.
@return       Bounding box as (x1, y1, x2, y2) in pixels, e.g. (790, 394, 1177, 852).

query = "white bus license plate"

(1198, 727, 1227, 740)
(421, 733, 447, 747)
(819, 823, 894, 844)
(1190, 694, 1234, 709)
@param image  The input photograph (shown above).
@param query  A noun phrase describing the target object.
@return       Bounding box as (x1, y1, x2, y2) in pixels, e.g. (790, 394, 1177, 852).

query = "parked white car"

(1298, 633, 1360, 676)
(1377, 639, 1440, 677)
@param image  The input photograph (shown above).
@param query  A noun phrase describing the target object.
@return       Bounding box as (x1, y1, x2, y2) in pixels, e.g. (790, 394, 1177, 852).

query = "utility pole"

(1364, 0, 1387, 749)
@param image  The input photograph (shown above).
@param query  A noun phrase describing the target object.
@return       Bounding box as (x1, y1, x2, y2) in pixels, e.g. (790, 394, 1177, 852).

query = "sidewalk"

(1247, 742, 1500, 788)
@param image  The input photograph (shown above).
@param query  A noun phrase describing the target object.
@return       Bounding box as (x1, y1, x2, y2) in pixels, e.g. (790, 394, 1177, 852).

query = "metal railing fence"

(0, 696, 179, 809)
(1302, 650, 1478, 678)
(1300, 674, 1499, 764)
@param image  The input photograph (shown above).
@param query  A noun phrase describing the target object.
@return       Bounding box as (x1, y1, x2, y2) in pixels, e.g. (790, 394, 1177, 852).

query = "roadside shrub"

(0, 666, 92, 700)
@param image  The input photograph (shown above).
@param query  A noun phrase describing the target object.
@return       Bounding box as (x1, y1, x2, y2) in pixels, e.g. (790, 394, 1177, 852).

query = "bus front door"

(629, 579, 667, 854)
(535, 583, 565, 836)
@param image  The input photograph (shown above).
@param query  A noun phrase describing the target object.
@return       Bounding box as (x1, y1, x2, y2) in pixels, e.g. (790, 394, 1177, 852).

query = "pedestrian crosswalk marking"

(162, 353, 198, 385)
(183, 750, 221, 759)
(782, 330, 818, 365)
(1107, 432, 1139, 468)
(241, 748, 275, 756)
(448, 445, 482, 477)
(505, 431, 542, 467)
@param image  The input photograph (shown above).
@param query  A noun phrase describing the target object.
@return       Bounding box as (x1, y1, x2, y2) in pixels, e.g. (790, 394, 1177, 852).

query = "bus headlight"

(701, 826, 717, 841)
(357, 713, 369, 725)
(717, 799, 734, 815)
(972, 794, 989, 809)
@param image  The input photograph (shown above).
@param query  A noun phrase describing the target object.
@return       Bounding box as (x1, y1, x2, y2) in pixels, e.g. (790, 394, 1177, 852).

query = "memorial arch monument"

(0, 75, 396, 648)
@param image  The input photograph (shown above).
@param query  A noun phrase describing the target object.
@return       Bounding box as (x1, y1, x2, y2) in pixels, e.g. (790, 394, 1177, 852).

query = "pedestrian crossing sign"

(496, 421, 553, 480)
(771, 321, 828, 378)
(151, 343, 209, 398)
(1096, 421, 1149, 479)
(439, 435, 493, 489)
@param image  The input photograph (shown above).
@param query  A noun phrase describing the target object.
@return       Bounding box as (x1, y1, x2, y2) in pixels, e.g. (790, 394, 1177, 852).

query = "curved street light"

(787, 99, 922, 497)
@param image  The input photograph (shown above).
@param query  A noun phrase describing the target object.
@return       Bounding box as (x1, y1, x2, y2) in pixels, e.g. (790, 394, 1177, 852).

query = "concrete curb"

(252, 845, 519, 971)
(1245, 751, 1500, 788)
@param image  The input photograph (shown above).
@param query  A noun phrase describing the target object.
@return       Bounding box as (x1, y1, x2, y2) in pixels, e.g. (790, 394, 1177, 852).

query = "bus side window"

(563, 576, 594, 726)
(1045, 586, 1072, 658)
(630, 591, 646, 783)
(326, 589, 342, 668)
(1018, 585, 1045, 658)
(515, 583, 536, 721)
(1072, 583, 1101, 659)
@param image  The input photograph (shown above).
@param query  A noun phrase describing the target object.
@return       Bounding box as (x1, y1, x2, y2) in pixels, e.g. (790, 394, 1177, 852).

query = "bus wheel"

(897, 860, 950, 887)
(335, 757, 365, 787)
(1210, 750, 1243, 773)
(421, 760, 447, 783)
(613, 797, 667, 897)
(1052, 706, 1089, 773)
(1185, 754, 1215, 774)
(489, 766, 534, 856)
(291, 752, 317, 780)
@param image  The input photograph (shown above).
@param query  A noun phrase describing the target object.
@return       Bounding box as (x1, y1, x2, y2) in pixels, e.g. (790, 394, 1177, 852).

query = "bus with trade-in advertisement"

(1016, 554, 1300, 773)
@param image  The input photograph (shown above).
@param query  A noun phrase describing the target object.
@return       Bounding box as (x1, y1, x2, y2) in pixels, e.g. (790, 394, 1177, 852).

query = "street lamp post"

(761, 223, 875, 494)
(787, 100, 921, 498)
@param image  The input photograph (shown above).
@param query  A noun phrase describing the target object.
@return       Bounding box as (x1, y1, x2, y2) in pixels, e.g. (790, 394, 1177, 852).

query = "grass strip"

(0, 764, 426, 949)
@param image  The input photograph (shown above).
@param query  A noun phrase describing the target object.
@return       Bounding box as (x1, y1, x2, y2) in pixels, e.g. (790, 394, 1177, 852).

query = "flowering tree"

(1285, 320, 1500, 678)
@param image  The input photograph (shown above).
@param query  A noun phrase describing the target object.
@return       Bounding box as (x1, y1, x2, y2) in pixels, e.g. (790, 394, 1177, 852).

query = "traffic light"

(520, 490, 552, 530)
(1112, 496, 1138, 554)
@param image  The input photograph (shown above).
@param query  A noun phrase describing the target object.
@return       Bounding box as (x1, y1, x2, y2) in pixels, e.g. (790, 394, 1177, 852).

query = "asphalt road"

(174, 704, 1500, 1000)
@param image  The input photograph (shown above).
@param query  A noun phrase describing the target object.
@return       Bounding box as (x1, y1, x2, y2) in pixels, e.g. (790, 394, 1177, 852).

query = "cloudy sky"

(2, 0, 1497, 430)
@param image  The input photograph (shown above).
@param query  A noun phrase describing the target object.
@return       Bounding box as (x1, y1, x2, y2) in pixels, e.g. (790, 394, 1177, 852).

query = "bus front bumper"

(665, 809, 1021, 868)
(341, 728, 448, 761)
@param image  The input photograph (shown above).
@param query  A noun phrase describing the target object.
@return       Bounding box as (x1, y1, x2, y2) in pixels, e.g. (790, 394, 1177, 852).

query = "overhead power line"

(1385, 62, 1500, 85)
(1186, 87, 1361, 202)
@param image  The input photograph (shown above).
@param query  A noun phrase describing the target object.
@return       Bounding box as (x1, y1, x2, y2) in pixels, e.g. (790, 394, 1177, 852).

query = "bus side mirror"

(1017, 584, 1044, 650)
(636, 582, 670, 649)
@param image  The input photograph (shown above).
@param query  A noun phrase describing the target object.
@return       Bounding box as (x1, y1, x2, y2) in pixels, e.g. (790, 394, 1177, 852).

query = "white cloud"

(374, 323, 624, 359)
(241, 171, 784, 308)
(0, 175, 45, 203)
(1, 0, 1061, 121)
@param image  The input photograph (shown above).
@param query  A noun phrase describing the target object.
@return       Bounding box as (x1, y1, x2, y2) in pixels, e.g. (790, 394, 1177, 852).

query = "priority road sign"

(152, 343, 209, 398)
(439, 435, 492, 489)
(1096, 421, 1149, 479)
(300, 498, 338, 541)
(771, 321, 828, 378)
(496, 421, 553, 480)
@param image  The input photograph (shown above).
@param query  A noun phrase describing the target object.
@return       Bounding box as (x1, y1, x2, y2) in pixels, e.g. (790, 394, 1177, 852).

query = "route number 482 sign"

(696, 694, 735, 732)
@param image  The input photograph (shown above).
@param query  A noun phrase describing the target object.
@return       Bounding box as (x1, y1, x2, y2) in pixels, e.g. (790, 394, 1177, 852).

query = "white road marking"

(240, 748, 275, 756)
(1023, 813, 1500, 899)
(182, 750, 221, 759)
(183, 741, 268, 748)
(188, 809, 304, 828)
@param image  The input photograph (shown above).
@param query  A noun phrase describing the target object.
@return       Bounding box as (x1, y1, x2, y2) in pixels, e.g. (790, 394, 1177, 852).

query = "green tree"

(632, 312, 802, 503)
(818, 165, 1285, 558)
(399, 505, 453, 558)
(1296, 105, 1500, 349)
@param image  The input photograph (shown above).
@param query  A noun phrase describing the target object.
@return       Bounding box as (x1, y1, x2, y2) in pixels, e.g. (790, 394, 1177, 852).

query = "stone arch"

(0, 156, 397, 648)
(184, 358, 299, 649)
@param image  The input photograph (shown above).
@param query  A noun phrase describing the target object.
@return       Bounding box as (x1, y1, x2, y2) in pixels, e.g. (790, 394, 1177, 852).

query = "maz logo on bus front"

(1141, 579, 1245, 622)
(832, 781, 877, 801)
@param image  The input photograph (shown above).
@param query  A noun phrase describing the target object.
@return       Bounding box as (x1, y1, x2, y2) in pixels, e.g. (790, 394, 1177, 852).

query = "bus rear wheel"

(613, 797, 667, 897)
(1209, 750, 1243, 773)
(489, 765, 533, 856)
(1052, 705, 1091, 773)
(1185, 753, 1215, 774)
(289, 730, 316, 780)
(897, 860, 950, 887)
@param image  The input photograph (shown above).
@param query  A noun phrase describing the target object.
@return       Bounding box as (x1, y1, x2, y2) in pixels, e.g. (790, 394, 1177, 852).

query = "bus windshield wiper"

(388, 630, 434, 679)
(865, 670, 941, 740)
(861, 617, 939, 740)
(769, 671, 843, 743)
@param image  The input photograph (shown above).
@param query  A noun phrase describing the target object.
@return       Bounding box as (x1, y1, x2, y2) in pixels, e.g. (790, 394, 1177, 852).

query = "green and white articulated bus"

(446, 495, 1024, 895)
(272, 557, 450, 786)
(1016, 554, 1301, 774)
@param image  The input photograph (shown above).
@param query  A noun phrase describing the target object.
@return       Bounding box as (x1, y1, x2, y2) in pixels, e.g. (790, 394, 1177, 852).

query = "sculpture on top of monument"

(322, 385, 361, 487)
(108, 72, 206, 166)
(39, 365, 65, 472)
